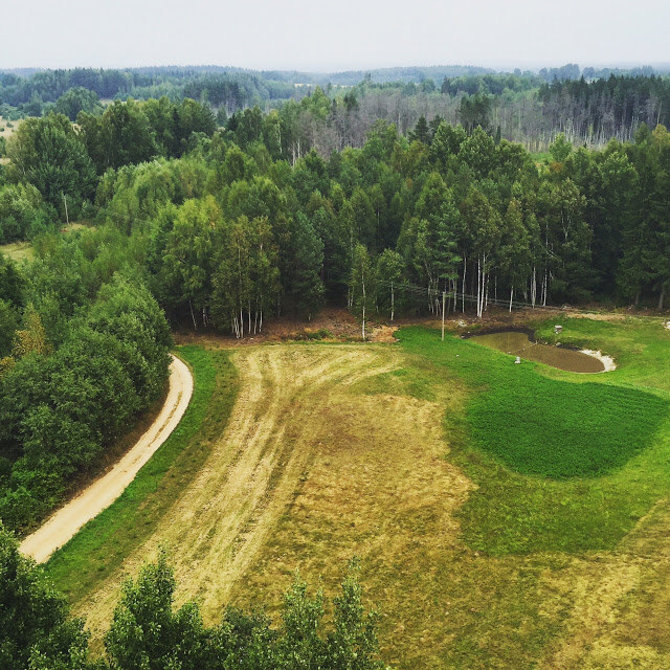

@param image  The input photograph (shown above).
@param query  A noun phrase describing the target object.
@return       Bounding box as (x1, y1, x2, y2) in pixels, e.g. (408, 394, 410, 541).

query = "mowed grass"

(397, 320, 670, 554)
(45, 345, 239, 603)
(41, 318, 670, 668)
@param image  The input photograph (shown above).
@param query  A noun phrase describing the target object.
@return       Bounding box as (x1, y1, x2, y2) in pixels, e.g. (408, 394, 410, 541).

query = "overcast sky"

(4, 0, 669, 72)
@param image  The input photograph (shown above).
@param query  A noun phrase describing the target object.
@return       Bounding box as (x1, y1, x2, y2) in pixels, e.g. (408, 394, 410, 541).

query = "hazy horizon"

(4, 0, 669, 72)
(3, 61, 669, 76)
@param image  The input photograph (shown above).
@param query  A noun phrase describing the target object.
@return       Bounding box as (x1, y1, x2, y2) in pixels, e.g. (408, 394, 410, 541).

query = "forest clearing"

(40, 314, 670, 669)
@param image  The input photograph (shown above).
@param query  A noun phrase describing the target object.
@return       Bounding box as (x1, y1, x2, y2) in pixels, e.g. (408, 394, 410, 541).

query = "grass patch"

(45, 345, 238, 602)
(469, 371, 666, 478)
(396, 322, 670, 554)
(0, 240, 34, 262)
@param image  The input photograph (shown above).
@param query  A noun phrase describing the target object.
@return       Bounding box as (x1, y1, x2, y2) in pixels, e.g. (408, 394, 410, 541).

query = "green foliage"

(282, 213, 324, 319)
(104, 554, 384, 670)
(0, 252, 24, 307)
(105, 551, 210, 669)
(397, 322, 670, 554)
(159, 196, 218, 328)
(0, 182, 56, 243)
(0, 299, 18, 358)
(0, 277, 170, 533)
(6, 114, 97, 217)
(0, 523, 90, 669)
(55, 87, 102, 121)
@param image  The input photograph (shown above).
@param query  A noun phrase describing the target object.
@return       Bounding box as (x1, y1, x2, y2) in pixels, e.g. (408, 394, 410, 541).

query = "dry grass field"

(47, 317, 670, 669)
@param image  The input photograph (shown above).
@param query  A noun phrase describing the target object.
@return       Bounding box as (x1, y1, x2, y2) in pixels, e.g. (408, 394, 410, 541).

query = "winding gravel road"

(20, 355, 193, 563)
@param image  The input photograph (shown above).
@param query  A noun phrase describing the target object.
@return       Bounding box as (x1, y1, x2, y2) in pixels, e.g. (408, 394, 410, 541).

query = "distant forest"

(1, 64, 670, 150)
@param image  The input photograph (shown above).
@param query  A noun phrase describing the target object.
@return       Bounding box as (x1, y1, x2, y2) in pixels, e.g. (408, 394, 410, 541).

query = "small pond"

(470, 331, 605, 373)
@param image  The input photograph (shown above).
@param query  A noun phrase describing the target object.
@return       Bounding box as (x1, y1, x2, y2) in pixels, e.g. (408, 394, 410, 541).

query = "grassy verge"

(396, 319, 670, 554)
(0, 240, 34, 261)
(45, 345, 238, 603)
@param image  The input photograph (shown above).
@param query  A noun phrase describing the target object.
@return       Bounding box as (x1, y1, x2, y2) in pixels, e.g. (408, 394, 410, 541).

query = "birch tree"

(349, 244, 374, 339)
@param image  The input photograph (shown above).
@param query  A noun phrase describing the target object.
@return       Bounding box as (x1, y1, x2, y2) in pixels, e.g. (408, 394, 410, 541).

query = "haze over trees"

(2, 64, 670, 152)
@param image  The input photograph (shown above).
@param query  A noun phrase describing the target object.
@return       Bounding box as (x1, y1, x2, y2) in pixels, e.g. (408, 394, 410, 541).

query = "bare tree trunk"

(531, 267, 537, 308)
(462, 256, 467, 313)
(361, 274, 366, 340)
(476, 257, 481, 318)
(659, 285, 666, 311)
(390, 282, 395, 321)
(509, 286, 514, 313)
(189, 300, 197, 330)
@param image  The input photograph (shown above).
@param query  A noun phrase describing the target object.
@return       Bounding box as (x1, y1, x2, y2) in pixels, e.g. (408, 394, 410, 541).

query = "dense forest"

(2, 65, 670, 151)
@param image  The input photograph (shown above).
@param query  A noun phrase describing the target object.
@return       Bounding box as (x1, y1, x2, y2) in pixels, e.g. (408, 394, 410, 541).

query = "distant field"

(0, 115, 21, 139)
(0, 223, 90, 262)
(46, 316, 670, 669)
(0, 240, 34, 261)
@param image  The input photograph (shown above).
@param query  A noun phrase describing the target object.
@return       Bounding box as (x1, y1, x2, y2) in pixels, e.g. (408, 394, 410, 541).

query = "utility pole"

(62, 193, 69, 226)
(441, 290, 446, 341)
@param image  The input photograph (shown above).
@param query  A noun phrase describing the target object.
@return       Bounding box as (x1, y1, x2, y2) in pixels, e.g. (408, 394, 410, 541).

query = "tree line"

(2, 66, 669, 154)
(539, 75, 670, 144)
(0, 248, 171, 531)
(2, 100, 669, 343)
(87, 112, 669, 329)
(0, 67, 295, 115)
(0, 527, 386, 669)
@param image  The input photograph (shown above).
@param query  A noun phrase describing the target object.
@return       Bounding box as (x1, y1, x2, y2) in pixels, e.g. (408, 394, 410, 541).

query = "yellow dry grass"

(0, 240, 34, 261)
(0, 116, 21, 139)
(70, 341, 670, 668)
(540, 499, 670, 669)
(76, 345, 471, 645)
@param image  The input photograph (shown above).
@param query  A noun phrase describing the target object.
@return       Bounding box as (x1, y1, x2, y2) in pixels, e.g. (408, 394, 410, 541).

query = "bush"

(0, 276, 171, 533)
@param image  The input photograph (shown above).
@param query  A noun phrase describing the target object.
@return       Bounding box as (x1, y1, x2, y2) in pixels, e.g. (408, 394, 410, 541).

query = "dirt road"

(20, 355, 193, 563)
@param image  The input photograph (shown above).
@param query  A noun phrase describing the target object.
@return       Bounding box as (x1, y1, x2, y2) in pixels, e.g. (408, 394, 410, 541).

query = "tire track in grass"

(75, 344, 402, 640)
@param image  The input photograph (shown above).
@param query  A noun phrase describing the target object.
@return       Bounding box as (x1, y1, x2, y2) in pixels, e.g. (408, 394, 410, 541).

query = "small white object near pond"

(664, 320, 670, 331)
(515, 356, 521, 364)
(554, 324, 563, 334)
(580, 349, 617, 372)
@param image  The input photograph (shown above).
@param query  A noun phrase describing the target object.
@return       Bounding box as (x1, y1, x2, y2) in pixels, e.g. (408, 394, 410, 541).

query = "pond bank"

(469, 330, 615, 373)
